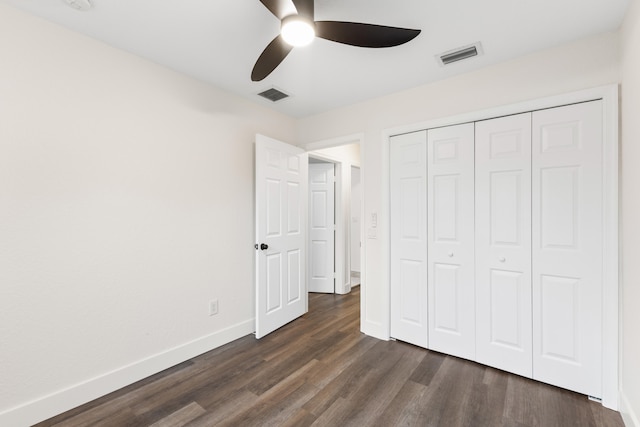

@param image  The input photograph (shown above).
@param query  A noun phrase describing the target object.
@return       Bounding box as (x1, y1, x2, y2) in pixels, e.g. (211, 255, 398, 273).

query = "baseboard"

(620, 390, 640, 427)
(361, 317, 389, 341)
(335, 282, 351, 295)
(0, 319, 255, 427)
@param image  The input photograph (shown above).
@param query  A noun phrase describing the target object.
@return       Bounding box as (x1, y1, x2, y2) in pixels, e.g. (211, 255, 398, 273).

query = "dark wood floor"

(37, 288, 624, 427)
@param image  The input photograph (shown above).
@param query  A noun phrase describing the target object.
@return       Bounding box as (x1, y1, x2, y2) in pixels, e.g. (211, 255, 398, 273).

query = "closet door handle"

(499, 256, 506, 263)
(448, 251, 454, 257)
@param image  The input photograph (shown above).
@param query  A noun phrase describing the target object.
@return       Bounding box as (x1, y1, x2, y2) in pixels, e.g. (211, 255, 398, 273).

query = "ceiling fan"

(252, 0, 421, 81)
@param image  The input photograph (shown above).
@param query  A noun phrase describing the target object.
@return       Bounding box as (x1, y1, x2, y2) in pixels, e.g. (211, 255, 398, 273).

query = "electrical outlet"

(209, 299, 219, 316)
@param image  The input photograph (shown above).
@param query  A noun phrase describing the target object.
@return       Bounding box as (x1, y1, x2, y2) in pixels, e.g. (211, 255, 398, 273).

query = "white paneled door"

(390, 131, 428, 348)
(309, 162, 335, 293)
(427, 124, 475, 360)
(532, 101, 603, 397)
(255, 134, 308, 339)
(475, 113, 533, 377)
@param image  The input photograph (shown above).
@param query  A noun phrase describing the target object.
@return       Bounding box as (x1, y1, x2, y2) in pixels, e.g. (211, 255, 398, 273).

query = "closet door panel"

(427, 123, 475, 360)
(532, 101, 603, 397)
(475, 113, 533, 377)
(433, 263, 461, 332)
(390, 131, 428, 347)
(488, 270, 526, 347)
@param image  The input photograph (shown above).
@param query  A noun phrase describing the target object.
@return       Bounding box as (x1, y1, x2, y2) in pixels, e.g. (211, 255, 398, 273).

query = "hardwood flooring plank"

(306, 333, 378, 389)
(172, 354, 268, 411)
(309, 397, 352, 427)
(148, 402, 206, 427)
(324, 346, 427, 426)
(372, 380, 429, 427)
(130, 351, 266, 417)
(245, 331, 349, 396)
(464, 366, 509, 427)
(302, 342, 394, 416)
(590, 401, 629, 427)
(416, 357, 485, 427)
(408, 349, 447, 386)
(536, 384, 599, 427)
(218, 382, 319, 427)
(253, 359, 321, 402)
(182, 390, 259, 427)
(503, 373, 541, 425)
(279, 408, 318, 427)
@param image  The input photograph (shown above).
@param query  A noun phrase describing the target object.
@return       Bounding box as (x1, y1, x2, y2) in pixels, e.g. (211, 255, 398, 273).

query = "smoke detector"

(62, 0, 93, 11)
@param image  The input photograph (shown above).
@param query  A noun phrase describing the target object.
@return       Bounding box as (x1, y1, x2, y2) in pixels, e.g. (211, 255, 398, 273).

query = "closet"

(390, 100, 606, 399)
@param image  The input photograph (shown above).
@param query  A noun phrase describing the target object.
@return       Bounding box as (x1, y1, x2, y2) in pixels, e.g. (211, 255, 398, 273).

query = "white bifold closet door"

(427, 123, 475, 360)
(532, 101, 603, 397)
(475, 113, 533, 377)
(390, 131, 428, 348)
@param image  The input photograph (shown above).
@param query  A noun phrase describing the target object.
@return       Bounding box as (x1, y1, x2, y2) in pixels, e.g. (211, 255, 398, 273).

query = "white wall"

(296, 31, 620, 340)
(312, 143, 361, 167)
(0, 4, 295, 426)
(620, 1, 640, 424)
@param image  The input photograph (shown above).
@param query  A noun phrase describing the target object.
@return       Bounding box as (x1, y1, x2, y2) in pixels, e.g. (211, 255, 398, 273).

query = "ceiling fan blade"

(251, 35, 295, 81)
(259, 0, 297, 20)
(315, 21, 421, 48)
(292, 0, 314, 20)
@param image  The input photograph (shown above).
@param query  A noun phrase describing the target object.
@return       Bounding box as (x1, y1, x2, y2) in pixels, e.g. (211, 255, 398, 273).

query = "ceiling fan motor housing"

(281, 15, 316, 46)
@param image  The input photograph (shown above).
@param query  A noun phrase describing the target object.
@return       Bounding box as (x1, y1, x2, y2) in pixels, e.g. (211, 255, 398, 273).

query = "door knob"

(448, 251, 454, 257)
(260, 243, 269, 251)
(499, 256, 506, 262)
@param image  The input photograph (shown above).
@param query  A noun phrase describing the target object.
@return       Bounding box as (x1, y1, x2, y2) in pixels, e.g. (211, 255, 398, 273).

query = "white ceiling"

(1, 0, 630, 118)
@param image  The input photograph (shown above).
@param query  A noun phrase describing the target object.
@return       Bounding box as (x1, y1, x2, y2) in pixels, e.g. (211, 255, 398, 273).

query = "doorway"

(307, 142, 361, 295)
(308, 159, 336, 293)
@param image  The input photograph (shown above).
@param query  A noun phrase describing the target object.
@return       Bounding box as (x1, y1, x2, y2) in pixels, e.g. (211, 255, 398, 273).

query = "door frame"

(308, 159, 336, 293)
(304, 134, 365, 299)
(349, 165, 362, 285)
(382, 85, 619, 409)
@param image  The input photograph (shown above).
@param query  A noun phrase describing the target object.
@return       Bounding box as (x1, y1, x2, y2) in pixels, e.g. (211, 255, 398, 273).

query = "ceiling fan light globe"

(281, 15, 315, 47)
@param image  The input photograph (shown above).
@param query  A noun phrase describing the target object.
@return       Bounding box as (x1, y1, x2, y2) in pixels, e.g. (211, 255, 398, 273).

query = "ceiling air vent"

(438, 42, 483, 66)
(257, 88, 290, 102)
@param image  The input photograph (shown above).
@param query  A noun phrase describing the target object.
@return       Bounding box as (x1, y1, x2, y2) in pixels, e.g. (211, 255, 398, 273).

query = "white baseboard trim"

(621, 390, 640, 427)
(361, 319, 389, 341)
(336, 282, 351, 295)
(0, 319, 255, 427)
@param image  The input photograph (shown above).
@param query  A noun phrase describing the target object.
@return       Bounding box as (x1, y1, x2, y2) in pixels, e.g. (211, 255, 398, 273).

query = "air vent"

(438, 42, 483, 66)
(257, 88, 290, 102)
